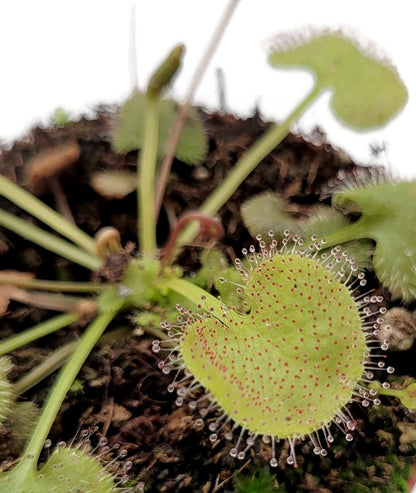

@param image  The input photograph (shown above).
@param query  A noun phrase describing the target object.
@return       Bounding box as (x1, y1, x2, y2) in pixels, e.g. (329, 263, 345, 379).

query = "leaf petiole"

(177, 84, 324, 248)
(0, 174, 97, 255)
(0, 312, 79, 356)
(0, 209, 102, 271)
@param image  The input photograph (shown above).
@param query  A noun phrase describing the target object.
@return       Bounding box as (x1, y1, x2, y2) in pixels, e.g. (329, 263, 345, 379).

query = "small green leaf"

(112, 92, 208, 165)
(331, 181, 416, 301)
(235, 466, 281, 493)
(241, 192, 298, 238)
(269, 31, 408, 129)
(52, 107, 71, 127)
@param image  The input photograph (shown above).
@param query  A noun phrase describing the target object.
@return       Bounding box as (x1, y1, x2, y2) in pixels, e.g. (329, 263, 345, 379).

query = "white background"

(0, 1, 415, 179)
(1, 1, 415, 488)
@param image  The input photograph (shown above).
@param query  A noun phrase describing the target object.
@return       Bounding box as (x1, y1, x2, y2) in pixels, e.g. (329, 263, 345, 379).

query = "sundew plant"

(0, 17, 413, 491)
(155, 232, 393, 466)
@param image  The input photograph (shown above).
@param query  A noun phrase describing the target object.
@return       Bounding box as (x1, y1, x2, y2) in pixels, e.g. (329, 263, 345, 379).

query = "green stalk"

(0, 174, 97, 255)
(0, 273, 104, 293)
(374, 385, 405, 399)
(138, 96, 160, 259)
(177, 84, 324, 248)
(13, 340, 78, 395)
(12, 325, 131, 395)
(17, 310, 116, 474)
(0, 312, 79, 356)
(164, 277, 225, 320)
(317, 218, 370, 249)
(0, 209, 102, 270)
(373, 382, 416, 409)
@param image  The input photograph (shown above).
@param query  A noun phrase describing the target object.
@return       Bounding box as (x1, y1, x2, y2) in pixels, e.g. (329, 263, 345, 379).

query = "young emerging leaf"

(269, 30, 408, 129)
(235, 466, 278, 493)
(330, 181, 416, 301)
(147, 44, 184, 99)
(112, 92, 208, 165)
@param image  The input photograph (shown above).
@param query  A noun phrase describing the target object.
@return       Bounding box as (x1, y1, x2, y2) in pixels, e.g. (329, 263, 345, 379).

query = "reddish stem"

(161, 212, 224, 265)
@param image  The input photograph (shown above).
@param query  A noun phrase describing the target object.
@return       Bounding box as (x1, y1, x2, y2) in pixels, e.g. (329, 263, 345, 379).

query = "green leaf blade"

(269, 31, 408, 130)
(112, 92, 208, 165)
(333, 181, 416, 301)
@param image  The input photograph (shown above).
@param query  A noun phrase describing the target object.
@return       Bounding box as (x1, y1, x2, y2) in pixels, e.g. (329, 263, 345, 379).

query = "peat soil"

(0, 108, 416, 492)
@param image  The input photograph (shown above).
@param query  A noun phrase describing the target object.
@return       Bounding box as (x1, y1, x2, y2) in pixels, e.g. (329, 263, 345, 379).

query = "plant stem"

(164, 277, 224, 319)
(0, 209, 102, 270)
(5, 286, 92, 313)
(138, 96, 159, 259)
(13, 325, 131, 395)
(0, 312, 79, 356)
(165, 277, 246, 329)
(154, 0, 241, 218)
(19, 310, 116, 468)
(317, 218, 370, 248)
(160, 212, 224, 266)
(0, 273, 104, 293)
(176, 84, 324, 248)
(373, 385, 404, 399)
(0, 174, 97, 255)
(13, 340, 78, 395)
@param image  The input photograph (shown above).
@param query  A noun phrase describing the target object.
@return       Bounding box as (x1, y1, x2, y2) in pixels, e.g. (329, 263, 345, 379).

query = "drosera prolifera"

(154, 231, 394, 467)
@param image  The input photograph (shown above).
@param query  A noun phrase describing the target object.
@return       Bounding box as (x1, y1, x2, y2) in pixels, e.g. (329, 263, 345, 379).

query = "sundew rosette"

(153, 232, 393, 467)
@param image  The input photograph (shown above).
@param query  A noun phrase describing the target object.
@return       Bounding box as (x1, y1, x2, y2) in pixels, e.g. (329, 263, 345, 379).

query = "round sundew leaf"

(112, 92, 208, 165)
(269, 31, 408, 130)
(180, 253, 366, 438)
(0, 447, 117, 492)
(332, 181, 416, 301)
(240, 192, 298, 239)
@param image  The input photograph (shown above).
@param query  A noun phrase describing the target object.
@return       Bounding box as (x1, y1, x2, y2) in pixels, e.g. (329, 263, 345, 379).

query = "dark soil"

(0, 107, 415, 492)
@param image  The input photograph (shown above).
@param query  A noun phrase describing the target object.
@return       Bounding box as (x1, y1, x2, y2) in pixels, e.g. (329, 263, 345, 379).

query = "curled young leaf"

(269, 30, 408, 129)
(147, 44, 185, 98)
